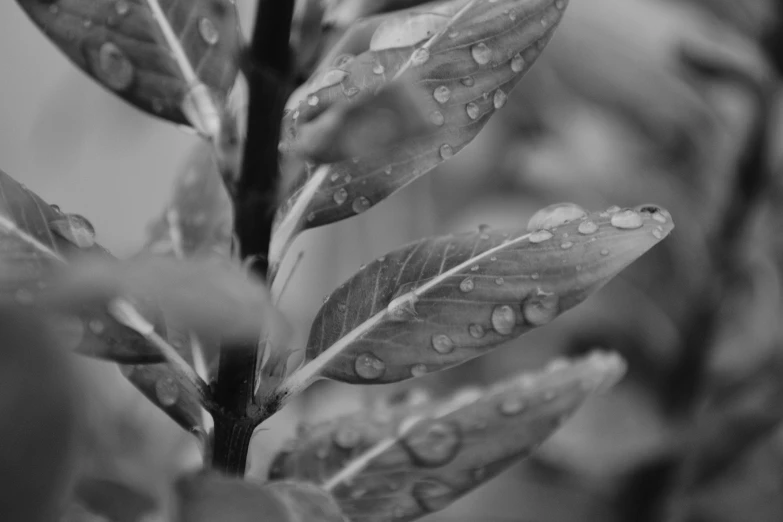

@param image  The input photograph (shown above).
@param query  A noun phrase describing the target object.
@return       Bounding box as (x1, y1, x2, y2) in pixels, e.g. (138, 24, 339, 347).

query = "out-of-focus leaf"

(286, 81, 432, 164)
(0, 308, 79, 522)
(57, 256, 276, 344)
(73, 476, 158, 522)
(175, 473, 346, 522)
(16, 0, 241, 135)
(270, 0, 570, 274)
(144, 142, 233, 260)
(269, 351, 626, 522)
(278, 206, 671, 390)
(0, 169, 163, 363)
(324, 0, 438, 27)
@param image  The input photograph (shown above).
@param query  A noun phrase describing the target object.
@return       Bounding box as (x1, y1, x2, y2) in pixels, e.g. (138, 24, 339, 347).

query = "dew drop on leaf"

(355, 353, 386, 380)
(468, 324, 485, 339)
(49, 214, 96, 248)
(606, 205, 621, 214)
(466, 102, 480, 120)
(471, 43, 492, 65)
(522, 293, 559, 326)
(499, 394, 526, 415)
(601, 248, 610, 256)
(115, 0, 130, 16)
(528, 230, 553, 243)
(307, 95, 319, 106)
(322, 69, 349, 87)
(561, 241, 573, 249)
(461, 76, 475, 87)
(527, 203, 586, 231)
(491, 305, 516, 335)
(405, 422, 460, 466)
(412, 479, 456, 512)
(411, 364, 428, 377)
(198, 18, 219, 45)
(96, 42, 134, 91)
(411, 48, 430, 66)
(372, 62, 385, 75)
(431, 334, 455, 354)
(333, 188, 348, 205)
(430, 111, 445, 126)
(652, 227, 664, 239)
(439, 144, 453, 159)
(334, 426, 361, 450)
(155, 377, 179, 406)
(511, 53, 525, 72)
(433, 86, 451, 104)
(459, 277, 474, 293)
(352, 196, 371, 214)
(610, 209, 643, 229)
(578, 220, 598, 235)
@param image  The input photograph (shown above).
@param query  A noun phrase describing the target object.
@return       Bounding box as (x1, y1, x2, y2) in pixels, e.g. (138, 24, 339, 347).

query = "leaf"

(175, 473, 346, 522)
(268, 351, 626, 522)
(0, 307, 79, 522)
(73, 477, 158, 522)
(0, 168, 163, 363)
(16, 0, 241, 134)
(144, 142, 234, 260)
(270, 0, 570, 274)
(278, 205, 672, 391)
(285, 80, 433, 164)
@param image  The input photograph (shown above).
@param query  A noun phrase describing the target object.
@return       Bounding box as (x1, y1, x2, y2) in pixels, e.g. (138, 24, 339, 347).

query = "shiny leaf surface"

(269, 351, 626, 522)
(270, 0, 569, 274)
(16, 0, 241, 133)
(282, 206, 672, 389)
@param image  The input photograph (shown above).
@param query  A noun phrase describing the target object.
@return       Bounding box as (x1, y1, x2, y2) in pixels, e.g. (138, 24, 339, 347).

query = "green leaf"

(175, 473, 346, 522)
(16, 0, 241, 135)
(269, 351, 626, 522)
(0, 168, 163, 363)
(270, 0, 570, 274)
(278, 205, 672, 392)
(144, 142, 233, 260)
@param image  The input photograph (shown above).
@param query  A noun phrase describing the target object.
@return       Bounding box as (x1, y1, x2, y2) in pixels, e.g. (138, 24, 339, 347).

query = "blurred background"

(2, 0, 783, 521)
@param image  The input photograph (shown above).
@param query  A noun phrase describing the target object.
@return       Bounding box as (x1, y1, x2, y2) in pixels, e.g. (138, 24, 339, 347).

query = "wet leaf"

(16, 0, 241, 134)
(73, 477, 158, 522)
(144, 142, 233, 260)
(175, 473, 346, 522)
(279, 206, 672, 389)
(0, 168, 163, 363)
(270, 0, 570, 274)
(285, 80, 432, 164)
(269, 351, 626, 522)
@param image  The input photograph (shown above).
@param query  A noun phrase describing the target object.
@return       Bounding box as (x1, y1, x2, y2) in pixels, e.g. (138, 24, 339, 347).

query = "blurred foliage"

(0, 0, 782, 521)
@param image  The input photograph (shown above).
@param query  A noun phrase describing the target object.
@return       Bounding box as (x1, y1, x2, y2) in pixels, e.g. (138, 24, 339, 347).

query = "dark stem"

(211, 0, 296, 476)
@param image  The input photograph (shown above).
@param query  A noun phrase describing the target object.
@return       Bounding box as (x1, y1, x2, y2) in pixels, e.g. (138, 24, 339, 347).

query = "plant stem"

(211, 0, 295, 476)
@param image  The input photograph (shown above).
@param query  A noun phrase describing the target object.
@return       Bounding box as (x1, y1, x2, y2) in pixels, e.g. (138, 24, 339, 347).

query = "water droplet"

(413, 479, 456, 512)
(434, 86, 451, 104)
(97, 42, 134, 91)
(334, 426, 361, 449)
(606, 205, 621, 214)
(333, 188, 347, 205)
(411, 364, 428, 377)
(499, 395, 526, 415)
(468, 324, 485, 339)
(652, 227, 664, 239)
(511, 53, 525, 72)
(600, 248, 610, 256)
(432, 334, 455, 354)
(561, 241, 573, 249)
(352, 196, 371, 214)
(495, 277, 505, 285)
(528, 229, 553, 243)
(155, 377, 179, 406)
(459, 277, 474, 293)
(50, 214, 96, 248)
(306, 212, 315, 222)
(89, 319, 104, 334)
(439, 144, 453, 159)
(115, 0, 130, 16)
(430, 111, 445, 126)
(307, 94, 319, 106)
(198, 17, 219, 45)
(527, 203, 587, 231)
(493, 89, 507, 109)
(578, 220, 598, 235)
(355, 353, 386, 380)
(411, 48, 430, 66)
(461, 76, 475, 87)
(523, 292, 559, 326)
(466, 102, 480, 120)
(471, 43, 492, 65)
(491, 305, 516, 335)
(471, 265, 480, 272)
(322, 68, 348, 87)
(610, 209, 643, 229)
(371, 62, 385, 75)
(405, 422, 460, 466)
